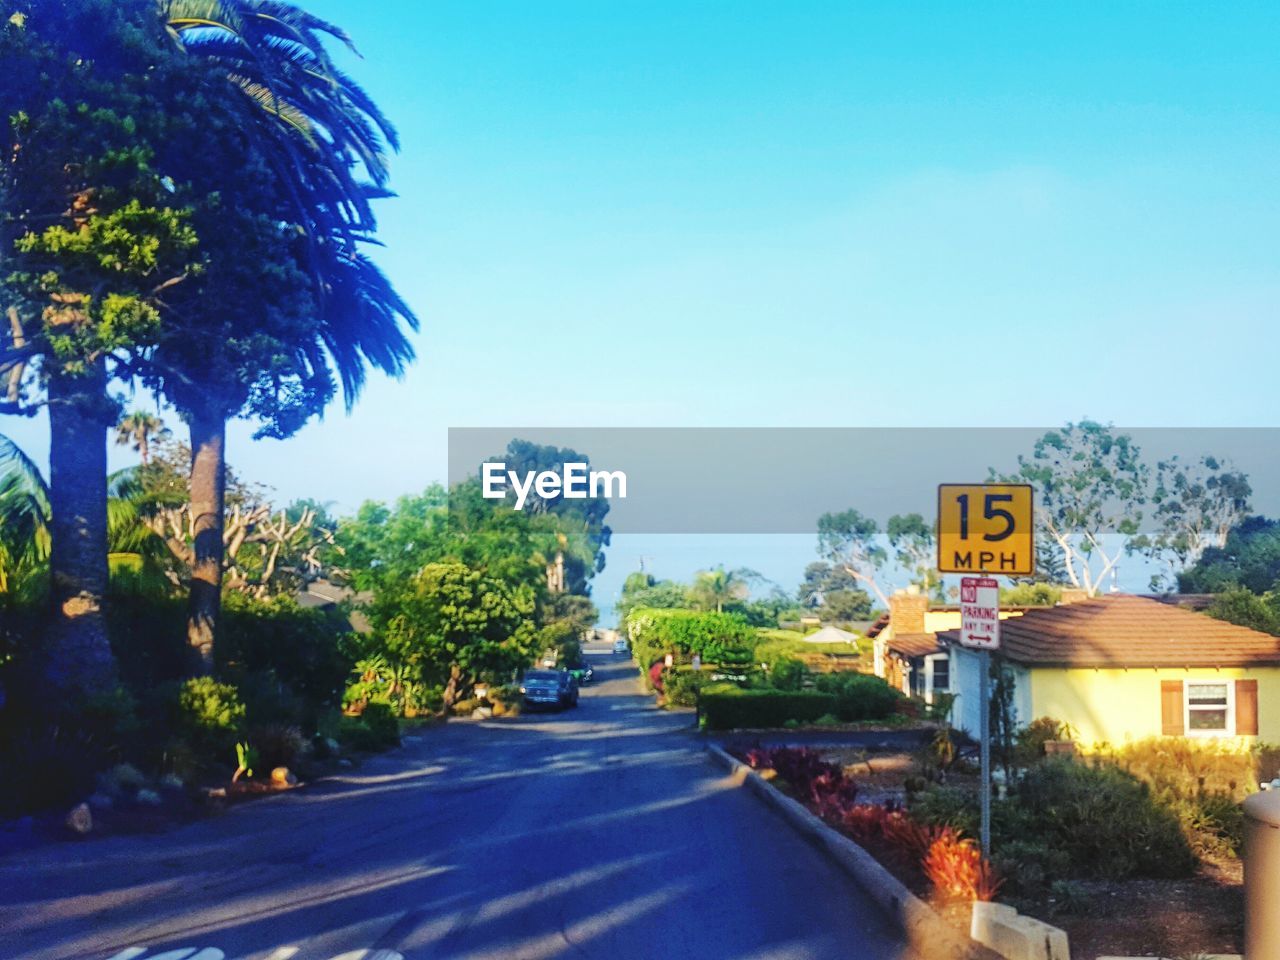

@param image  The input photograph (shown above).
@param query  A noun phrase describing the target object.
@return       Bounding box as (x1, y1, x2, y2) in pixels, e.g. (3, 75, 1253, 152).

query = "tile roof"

(937, 594, 1280, 668)
(886, 633, 943, 659)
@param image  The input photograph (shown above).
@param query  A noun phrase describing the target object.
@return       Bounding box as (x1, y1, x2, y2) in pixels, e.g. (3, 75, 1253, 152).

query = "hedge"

(700, 689, 839, 730)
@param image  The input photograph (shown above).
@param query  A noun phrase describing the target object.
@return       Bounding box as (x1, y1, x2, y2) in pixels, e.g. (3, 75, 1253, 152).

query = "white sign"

(959, 576, 1000, 650)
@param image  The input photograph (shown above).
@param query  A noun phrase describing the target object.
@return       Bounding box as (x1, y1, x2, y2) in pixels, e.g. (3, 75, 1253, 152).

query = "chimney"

(1058, 588, 1089, 606)
(889, 589, 929, 635)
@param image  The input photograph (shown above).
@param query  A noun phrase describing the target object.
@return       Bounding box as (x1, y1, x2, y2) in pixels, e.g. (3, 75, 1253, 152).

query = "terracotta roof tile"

(887, 633, 943, 659)
(937, 595, 1280, 668)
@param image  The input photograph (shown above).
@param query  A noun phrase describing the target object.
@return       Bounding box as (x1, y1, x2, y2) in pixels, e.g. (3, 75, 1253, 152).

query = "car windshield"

(523, 671, 559, 682)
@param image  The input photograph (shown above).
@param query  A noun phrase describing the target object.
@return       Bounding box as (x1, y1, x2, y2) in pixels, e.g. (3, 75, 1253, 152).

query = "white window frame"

(925, 653, 950, 703)
(1184, 678, 1234, 737)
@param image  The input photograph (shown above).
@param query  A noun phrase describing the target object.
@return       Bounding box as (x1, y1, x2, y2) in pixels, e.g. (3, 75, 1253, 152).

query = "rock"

(473, 706, 493, 719)
(337, 758, 354, 768)
(270, 766, 297, 786)
(86, 792, 114, 811)
(65, 803, 92, 835)
(102, 763, 147, 795)
(135, 788, 162, 806)
(206, 787, 227, 799)
(158, 774, 184, 792)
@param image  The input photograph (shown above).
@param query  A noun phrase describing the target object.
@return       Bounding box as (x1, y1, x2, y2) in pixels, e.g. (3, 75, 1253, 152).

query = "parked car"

(569, 664, 594, 684)
(613, 638, 629, 654)
(520, 669, 579, 709)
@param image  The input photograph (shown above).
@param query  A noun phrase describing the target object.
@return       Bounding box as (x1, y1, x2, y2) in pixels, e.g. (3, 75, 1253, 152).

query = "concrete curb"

(706, 742, 1001, 960)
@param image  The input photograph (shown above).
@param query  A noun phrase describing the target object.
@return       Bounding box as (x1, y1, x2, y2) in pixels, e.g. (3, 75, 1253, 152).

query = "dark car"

(520, 669, 578, 709)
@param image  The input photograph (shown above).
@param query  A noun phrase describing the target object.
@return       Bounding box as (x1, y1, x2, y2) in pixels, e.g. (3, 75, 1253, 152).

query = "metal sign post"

(959, 569, 1004, 862)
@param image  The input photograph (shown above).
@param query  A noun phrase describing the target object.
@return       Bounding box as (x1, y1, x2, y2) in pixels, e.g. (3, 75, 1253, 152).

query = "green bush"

(339, 702, 400, 751)
(909, 784, 979, 834)
(769, 657, 808, 691)
(812, 672, 902, 721)
(1010, 758, 1195, 879)
(626, 608, 758, 686)
(175, 677, 246, 759)
(699, 689, 839, 730)
(663, 667, 721, 707)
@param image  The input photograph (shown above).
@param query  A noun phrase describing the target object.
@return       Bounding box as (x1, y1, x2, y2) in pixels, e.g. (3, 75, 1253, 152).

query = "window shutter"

(1236, 679, 1259, 736)
(1161, 680, 1184, 736)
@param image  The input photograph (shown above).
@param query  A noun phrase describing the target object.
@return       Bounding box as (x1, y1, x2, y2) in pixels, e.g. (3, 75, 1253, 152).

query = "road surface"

(0, 644, 910, 960)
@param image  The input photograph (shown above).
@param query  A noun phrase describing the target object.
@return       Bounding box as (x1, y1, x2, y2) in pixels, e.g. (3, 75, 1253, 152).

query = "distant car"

(520, 669, 578, 709)
(569, 664, 594, 684)
(613, 639, 629, 654)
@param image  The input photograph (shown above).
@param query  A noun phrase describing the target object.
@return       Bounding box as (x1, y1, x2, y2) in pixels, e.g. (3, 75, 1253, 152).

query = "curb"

(706, 743, 1001, 960)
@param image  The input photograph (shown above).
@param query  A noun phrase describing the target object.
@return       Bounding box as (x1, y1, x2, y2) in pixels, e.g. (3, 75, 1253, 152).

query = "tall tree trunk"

(44, 363, 117, 698)
(186, 407, 226, 675)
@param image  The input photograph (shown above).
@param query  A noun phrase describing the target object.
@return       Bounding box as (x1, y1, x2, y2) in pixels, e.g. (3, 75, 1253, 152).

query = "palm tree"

(0, 433, 51, 597)
(155, 0, 416, 671)
(114, 411, 170, 467)
(690, 567, 752, 613)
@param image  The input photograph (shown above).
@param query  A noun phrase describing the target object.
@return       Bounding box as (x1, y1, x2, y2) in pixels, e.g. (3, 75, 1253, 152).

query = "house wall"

(950, 647, 1031, 739)
(1028, 667, 1280, 745)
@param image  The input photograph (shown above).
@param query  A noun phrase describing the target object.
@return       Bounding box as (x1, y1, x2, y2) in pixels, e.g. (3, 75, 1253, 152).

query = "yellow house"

(938, 594, 1280, 746)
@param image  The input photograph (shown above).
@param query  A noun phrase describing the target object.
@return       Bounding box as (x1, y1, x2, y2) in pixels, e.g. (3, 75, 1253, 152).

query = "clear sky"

(4, 2, 1280, 615)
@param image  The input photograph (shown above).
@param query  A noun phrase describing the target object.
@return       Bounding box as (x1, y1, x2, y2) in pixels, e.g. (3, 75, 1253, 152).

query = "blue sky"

(5, 2, 1280, 615)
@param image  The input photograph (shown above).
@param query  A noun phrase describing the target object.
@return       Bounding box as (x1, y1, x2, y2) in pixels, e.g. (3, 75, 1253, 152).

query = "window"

(1185, 680, 1233, 736)
(930, 656, 950, 693)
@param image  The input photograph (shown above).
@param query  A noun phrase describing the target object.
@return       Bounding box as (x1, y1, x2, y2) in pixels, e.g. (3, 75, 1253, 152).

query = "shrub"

(247, 723, 305, 770)
(701, 689, 839, 730)
(338, 702, 400, 752)
(769, 657, 808, 691)
(1011, 758, 1195, 879)
(990, 838, 1072, 895)
(626, 608, 758, 684)
(922, 828, 1002, 901)
(1013, 716, 1076, 767)
(175, 677, 246, 760)
(743, 746, 857, 815)
(663, 667, 718, 707)
(812, 672, 902, 721)
(909, 784, 979, 835)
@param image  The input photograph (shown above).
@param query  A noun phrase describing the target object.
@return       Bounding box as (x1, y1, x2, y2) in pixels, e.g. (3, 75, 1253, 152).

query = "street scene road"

(1, 644, 909, 960)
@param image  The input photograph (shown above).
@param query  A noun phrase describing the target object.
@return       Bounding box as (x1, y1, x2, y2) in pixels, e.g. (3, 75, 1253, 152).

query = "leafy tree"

(1179, 516, 1280, 595)
(1205, 588, 1280, 636)
(998, 582, 1063, 606)
(886, 512, 939, 596)
(1130, 455, 1252, 591)
(796, 562, 873, 620)
(1, 0, 202, 696)
(374, 561, 536, 711)
(484, 439, 613, 593)
(0, 433, 50, 596)
(991, 421, 1147, 596)
(616, 577, 690, 626)
(816, 509, 890, 608)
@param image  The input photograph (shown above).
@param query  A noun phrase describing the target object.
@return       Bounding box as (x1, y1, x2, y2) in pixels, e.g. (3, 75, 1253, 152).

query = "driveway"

(0, 646, 911, 960)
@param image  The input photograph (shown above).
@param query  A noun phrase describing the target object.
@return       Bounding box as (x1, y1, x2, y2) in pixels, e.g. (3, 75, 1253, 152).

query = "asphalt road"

(0, 645, 910, 960)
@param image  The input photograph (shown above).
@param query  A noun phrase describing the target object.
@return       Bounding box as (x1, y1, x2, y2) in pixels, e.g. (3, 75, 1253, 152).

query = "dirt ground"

(818, 748, 1245, 960)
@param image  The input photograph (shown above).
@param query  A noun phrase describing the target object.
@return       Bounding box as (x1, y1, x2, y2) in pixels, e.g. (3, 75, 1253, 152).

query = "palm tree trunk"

(186, 406, 226, 674)
(44, 363, 117, 697)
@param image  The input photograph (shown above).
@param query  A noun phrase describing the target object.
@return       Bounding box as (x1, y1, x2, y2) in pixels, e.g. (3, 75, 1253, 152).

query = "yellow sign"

(937, 484, 1035, 576)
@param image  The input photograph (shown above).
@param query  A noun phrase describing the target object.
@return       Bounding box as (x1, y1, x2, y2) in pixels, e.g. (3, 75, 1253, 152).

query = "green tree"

(796, 561, 873, 620)
(991, 421, 1148, 596)
(886, 512, 939, 597)
(1130, 455, 1251, 591)
(375, 561, 537, 711)
(816, 509, 890, 608)
(1, 0, 201, 696)
(1179, 515, 1280, 595)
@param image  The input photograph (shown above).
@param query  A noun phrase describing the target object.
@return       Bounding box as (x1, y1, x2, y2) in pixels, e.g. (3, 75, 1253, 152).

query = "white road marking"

(261, 949, 299, 960)
(104, 951, 149, 960)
